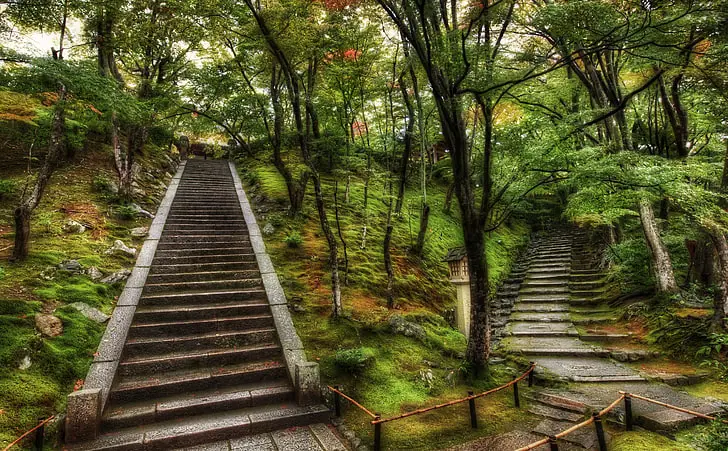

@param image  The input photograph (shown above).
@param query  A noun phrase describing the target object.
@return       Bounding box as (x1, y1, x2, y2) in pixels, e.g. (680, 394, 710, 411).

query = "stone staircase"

(499, 227, 644, 383)
(68, 160, 337, 450)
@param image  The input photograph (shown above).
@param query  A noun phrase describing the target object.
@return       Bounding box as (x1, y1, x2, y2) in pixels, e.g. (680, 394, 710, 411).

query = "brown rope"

(621, 391, 728, 424)
(373, 364, 537, 425)
(514, 393, 625, 451)
(2, 416, 55, 451)
(327, 386, 377, 419)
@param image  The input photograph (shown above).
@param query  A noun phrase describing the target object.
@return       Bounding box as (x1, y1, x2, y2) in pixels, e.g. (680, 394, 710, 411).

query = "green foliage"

(685, 421, 728, 451)
(116, 205, 138, 220)
(697, 334, 728, 381)
(92, 175, 115, 194)
(333, 347, 375, 375)
(647, 305, 710, 358)
(0, 179, 15, 200)
(0, 267, 5, 281)
(284, 232, 303, 248)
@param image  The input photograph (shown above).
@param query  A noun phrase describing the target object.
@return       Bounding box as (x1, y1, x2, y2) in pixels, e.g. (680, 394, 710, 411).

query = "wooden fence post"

(468, 391, 478, 428)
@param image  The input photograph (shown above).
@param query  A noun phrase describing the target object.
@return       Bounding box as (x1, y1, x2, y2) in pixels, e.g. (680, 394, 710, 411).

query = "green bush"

(0, 178, 15, 200)
(116, 205, 137, 220)
(92, 175, 115, 194)
(284, 232, 303, 248)
(697, 333, 728, 381)
(687, 420, 728, 451)
(333, 347, 374, 375)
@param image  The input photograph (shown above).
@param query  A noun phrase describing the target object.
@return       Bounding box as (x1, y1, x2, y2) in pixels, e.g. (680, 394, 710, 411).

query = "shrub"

(92, 175, 115, 194)
(0, 178, 15, 200)
(333, 347, 374, 375)
(284, 232, 303, 248)
(116, 205, 137, 220)
(697, 333, 728, 381)
(687, 420, 728, 451)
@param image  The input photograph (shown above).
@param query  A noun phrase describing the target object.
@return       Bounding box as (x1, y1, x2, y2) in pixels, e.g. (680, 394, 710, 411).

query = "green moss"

(35, 277, 115, 311)
(683, 380, 728, 402)
(611, 431, 693, 451)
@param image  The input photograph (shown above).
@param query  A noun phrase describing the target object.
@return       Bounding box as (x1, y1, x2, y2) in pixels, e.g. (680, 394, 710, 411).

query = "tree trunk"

(383, 193, 395, 309)
(707, 226, 728, 332)
(444, 183, 454, 214)
(334, 181, 349, 285)
(638, 199, 679, 294)
(395, 73, 415, 215)
(12, 86, 66, 261)
(413, 203, 430, 257)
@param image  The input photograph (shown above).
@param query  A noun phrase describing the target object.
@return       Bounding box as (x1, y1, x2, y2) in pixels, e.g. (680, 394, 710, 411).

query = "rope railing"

(516, 390, 728, 451)
(2, 415, 54, 451)
(329, 362, 537, 451)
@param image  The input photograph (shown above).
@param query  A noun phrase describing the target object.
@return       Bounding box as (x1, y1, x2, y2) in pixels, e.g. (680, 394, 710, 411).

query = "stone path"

(500, 229, 643, 383)
(69, 160, 343, 450)
(490, 226, 726, 448)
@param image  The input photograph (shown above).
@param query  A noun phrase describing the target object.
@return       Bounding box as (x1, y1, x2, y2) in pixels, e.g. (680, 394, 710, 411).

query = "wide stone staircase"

(70, 160, 338, 450)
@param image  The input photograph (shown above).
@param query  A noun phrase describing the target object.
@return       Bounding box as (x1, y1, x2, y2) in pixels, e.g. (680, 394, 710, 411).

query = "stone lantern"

(443, 247, 471, 339)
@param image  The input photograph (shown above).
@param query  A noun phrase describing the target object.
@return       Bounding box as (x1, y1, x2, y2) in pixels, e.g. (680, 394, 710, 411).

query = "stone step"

(519, 295, 570, 303)
(158, 234, 249, 244)
(569, 298, 604, 306)
(527, 403, 584, 423)
(520, 286, 569, 294)
(153, 253, 256, 265)
(156, 241, 253, 252)
(525, 392, 589, 414)
(128, 314, 274, 339)
(509, 312, 571, 322)
(162, 227, 247, 235)
(119, 343, 282, 376)
(521, 280, 569, 287)
(134, 302, 271, 323)
(167, 214, 246, 221)
(71, 404, 330, 451)
(569, 280, 607, 290)
(525, 272, 570, 280)
(102, 381, 293, 431)
(570, 273, 604, 282)
(513, 303, 570, 313)
(142, 278, 263, 294)
(529, 263, 570, 270)
(140, 289, 268, 306)
(123, 328, 278, 359)
(164, 217, 246, 225)
(570, 289, 608, 298)
(509, 322, 578, 337)
(530, 257, 571, 264)
(154, 246, 255, 257)
(146, 270, 261, 284)
(150, 262, 259, 275)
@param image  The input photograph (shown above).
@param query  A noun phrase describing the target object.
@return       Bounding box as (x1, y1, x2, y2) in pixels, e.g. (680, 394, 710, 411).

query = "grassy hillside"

(0, 91, 177, 448)
(235, 152, 531, 449)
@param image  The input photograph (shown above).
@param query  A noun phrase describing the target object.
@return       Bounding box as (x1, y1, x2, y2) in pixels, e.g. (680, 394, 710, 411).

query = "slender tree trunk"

(12, 86, 66, 261)
(384, 187, 395, 309)
(638, 199, 679, 294)
(334, 181, 349, 285)
(394, 73, 414, 215)
(413, 203, 430, 257)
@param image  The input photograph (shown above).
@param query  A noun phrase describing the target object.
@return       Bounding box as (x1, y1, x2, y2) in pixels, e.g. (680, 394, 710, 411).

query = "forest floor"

(0, 124, 176, 448)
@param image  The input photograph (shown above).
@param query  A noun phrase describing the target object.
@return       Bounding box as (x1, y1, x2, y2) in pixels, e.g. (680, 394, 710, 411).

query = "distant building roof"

(443, 247, 467, 262)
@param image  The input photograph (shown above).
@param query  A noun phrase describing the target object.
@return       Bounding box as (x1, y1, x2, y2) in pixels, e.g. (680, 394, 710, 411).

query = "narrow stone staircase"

(70, 160, 336, 450)
(500, 227, 644, 383)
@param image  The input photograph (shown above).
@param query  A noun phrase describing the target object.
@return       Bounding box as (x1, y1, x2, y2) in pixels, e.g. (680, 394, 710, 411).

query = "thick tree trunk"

(444, 183, 455, 214)
(707, 228, 728, 332)
(638, 199, 679, 294)
(12, 86, 66, 261)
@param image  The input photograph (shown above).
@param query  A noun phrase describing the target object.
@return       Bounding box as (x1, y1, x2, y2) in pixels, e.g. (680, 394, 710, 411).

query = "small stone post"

(295, 362, 321, 406)
(65, 388, 101, 443)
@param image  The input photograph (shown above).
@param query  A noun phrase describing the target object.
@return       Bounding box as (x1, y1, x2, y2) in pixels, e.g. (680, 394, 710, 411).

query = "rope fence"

(517, 390, 728, 451)
(2, 415, 54, 451)
(329, 362, 537, 451)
